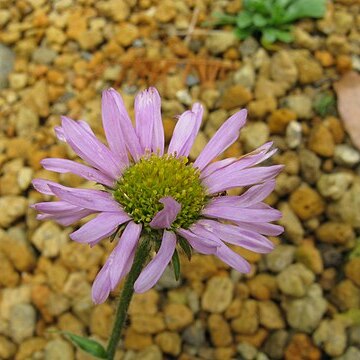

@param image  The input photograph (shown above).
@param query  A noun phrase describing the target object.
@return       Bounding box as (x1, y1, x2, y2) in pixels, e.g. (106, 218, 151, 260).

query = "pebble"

(31, 47, 58, 65)
(237, 342, 258, 360)
(0, 336, 16, 359)
(231, 300, 258, 335)
(44, 339, 74, 360)
(205, 32, 238, 55)
(90, 303, 113, 338)
(275, 173, 301, 196)
(9, 73, 28, 90)
(268, 109, 297, 135)
(308, 124, 335, 157)
(155, 331, 181, 356)
(277, 263, 315, 297)
(277, 202, 304, 244)
(283, 284, 327, 333)
(202, 276, 234, 313)
(292, 50, 324, 84)
(240, 122, 269, 152)
(284, 94, 313, 119)
(263, 330, 289, 360)
(332, 279, 360, 311)
(31, 221, 68, 258)
(289, 185, 325, 220)
(295, 242, 324, 274)
(234, 62, 256, 89)
(247, 274, 277, 301)
(207, 313, 233, 347)
(164, 303, 193, 331)
(285, 121, 302, 148)
(16, 107, 39, 136)
(313, 319, 347, 357)
(317, 172, 353, 200)
(270, 50, 298, 87)
(220, 84, 253, 110)
(258, 301, 285, 330)
(9, 303, 36, 343)
(345, 257, 360, 286)
(284, 333, 321, 360)
(131, 314, 165, 334)
(182, 320, 206, 347)
(0, 44, 15, 89)
(133, 345, 162, 360)
(265, 245, 295, 272)
(334, 144, 360, 167)
(299, 149, 322, 184)
(0, 196, 27, 228)
(124, 329, 152, 351)
(327, 179, 360, 228)
(335, 347, 360, 360)
(248, 96, 277, 118)
(129, 290, 159, 315)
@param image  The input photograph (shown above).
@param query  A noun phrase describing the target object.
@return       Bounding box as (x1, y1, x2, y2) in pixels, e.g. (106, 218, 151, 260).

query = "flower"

(32, 87, 283, 304)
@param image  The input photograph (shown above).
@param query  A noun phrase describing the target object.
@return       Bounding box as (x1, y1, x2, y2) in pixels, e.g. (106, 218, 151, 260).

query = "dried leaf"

(334, 71, 360, 150)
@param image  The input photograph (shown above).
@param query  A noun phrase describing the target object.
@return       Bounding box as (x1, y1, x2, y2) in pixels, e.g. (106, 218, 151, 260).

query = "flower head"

(32, 87, 283, 304)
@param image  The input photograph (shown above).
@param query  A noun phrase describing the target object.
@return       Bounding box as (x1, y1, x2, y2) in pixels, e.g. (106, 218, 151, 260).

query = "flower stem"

(106, 238, 150, 360)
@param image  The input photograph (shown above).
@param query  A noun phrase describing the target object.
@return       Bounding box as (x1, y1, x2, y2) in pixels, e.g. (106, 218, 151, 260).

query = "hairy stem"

(106, 238, 150, 360)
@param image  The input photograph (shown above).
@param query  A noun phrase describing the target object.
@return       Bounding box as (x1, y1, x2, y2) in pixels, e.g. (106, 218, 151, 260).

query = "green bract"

(214, 0, 327, 45)
(113, 154, 208, 233)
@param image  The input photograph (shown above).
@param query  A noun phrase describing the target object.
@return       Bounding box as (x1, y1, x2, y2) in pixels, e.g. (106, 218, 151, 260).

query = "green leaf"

(261, 27, 278, 44)
(236, 11, 253, 29)
(172, 249, 181, 281)
(234, 27, 253, 40)
(283, 0, 327, 23)
(273, 29, 294, 42)
(313, 93, 337, 117)
(178, 237, 192, 260)
(336, 309, 360, 326)
(253, 13, 268, 28)
(212, 12, 237, 26)
(63, 332, 107, 359)
(244, 0, 272, 15)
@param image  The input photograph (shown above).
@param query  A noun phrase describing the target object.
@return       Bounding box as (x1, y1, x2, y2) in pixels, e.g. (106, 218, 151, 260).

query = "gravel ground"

(0, 0, 360, 359)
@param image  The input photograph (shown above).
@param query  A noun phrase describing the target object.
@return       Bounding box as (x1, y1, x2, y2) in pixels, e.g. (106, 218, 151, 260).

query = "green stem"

(106, 238, 150, 360)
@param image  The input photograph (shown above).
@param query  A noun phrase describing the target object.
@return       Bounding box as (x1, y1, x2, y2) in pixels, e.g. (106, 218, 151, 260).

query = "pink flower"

(32, 87, 283, 304)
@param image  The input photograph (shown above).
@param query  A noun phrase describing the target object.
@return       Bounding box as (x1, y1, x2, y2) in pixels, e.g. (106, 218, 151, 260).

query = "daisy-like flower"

(32, 87, 283, 304)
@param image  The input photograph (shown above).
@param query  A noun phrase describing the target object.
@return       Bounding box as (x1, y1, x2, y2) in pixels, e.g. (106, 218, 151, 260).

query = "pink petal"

(200, 157, 237, 179)
(110, 221, 142, 288)
(194, 109, 247, 171)
(149, 197, 181, 229)
(202, 202, 282, 223)
(48, 184, 121, 212)
(92, 258, 112, 304)
(209, 181, 276, 208)
(216, 242, 251, 273)
(102, 89, 143, 162)
(70, 211, 131, 244)
(198, 219, 274, 253)
(235, 221, 284, 236)
(55, 120, 93, 142)
(203, 165, 283, 194)
(41, 158, 114, 187)
(37, 209, 94, 226)
(176, 227, 220, 255)
(61, 117, 123, 179)
(134, 230, 176, 293)
(135, 87, 164, 155)
(168, 103, 204, 157)
(32, 179, 67, 195)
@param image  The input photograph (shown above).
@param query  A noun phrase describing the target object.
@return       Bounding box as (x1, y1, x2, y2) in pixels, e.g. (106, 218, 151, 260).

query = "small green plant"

(214, 0, 327, 46)
(313, 92, 337, 117)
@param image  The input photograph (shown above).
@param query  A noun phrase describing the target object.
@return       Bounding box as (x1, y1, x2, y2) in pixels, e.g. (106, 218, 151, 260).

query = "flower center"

(113, 154, 208, 232)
